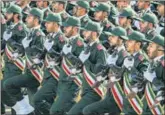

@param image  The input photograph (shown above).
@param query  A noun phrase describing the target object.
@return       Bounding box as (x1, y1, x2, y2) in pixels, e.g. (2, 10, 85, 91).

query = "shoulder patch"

(77, 39, 83, 46)
(106, 23, 111, 28)
(97, 44, 103, 50)
(18, 25, 23, 31)
(161, 60, 164, 67)
(59, 35, 64, 42)
(139, 55, 144, 61)
(122, 51, 127, 57)
(36, 31, 41, 36)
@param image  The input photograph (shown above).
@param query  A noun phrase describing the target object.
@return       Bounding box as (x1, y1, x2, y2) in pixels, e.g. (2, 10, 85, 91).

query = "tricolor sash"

(45, 54, 60, 81)
(26, 54, 43, 83)
(145, 83, 164, 115)
(111, 82, 124, 111)
(62, 57, 82, 87)
(123, 73, 143, 114)
(83, 66, 106, 98)
(5, 44, 26, 71)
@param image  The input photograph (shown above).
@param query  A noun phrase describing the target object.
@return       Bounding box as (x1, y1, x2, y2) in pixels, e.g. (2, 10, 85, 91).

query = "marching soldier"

(116, 0, 131, 12)
(137, 1, 152, 17)
(3, 8, 45, 114)
(121, 31, 149, 115)
(67, 21, 107, 115)
(50, 16, 84, 115)
(82, 27, 129, 115)
(33, 13, 65, 115)
(90, 2, 115, 41)
(1, 4, 28, 115)
(143, 34, 165, 115)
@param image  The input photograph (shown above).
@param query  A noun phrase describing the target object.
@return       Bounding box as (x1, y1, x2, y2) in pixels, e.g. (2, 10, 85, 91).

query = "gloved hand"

(12, 52, 19, 60)
(44, 39, 54, 51)
(62, 44, 72, 55)
(3, 31, 12, 41)
(22, 37, 32, 48)
(107, 54, 118, 65)
(33, 58, 41, 64)
(143, 70, 156, 82)
(79, 50, 90, 63)
(123, 57, 134, 70)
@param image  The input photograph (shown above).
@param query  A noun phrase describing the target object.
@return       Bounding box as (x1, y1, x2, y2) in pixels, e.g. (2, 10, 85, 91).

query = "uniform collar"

(154, 55, 164, 62)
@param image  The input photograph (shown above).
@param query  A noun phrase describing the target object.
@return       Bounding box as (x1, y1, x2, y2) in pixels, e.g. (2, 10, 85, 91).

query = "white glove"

(12, 52, 19, 60)
(144, 71, 156, 82)
(22, 37, 32, 48)
(123, 57, 134, 69)
(49, 61, 56, 66)
(70, 68, 77, 74)
(33, 58, 41, 64)
(44, 39, 54, 51)
(96, 76, 102, 82)
(3, 31, 12, 41)
(62, 44, 72, 55)
(107, 54, 118, 65)
(79, 51, 90, 63)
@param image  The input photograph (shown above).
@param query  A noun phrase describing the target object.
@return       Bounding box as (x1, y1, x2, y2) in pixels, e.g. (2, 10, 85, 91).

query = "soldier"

(137, 1, 152, 17)
(121, 31, 149, 115)
(116, 0, 131, 12)
(50, 16, 84, 115)
(143, 34, 165, 115)
(139, 13, 158, 39)
(1, 4, 28, 115)
(82, 27, 129, 115)
(67, 21, 107, 115)
(3, 8, 45, 114)
(118, 7, 136, 35)
(33, 13, 65, 115)
(90, 3, 115, 41)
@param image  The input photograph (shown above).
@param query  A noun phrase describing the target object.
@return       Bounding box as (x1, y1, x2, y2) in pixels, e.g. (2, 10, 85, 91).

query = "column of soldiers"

(0, 1, 164, 115)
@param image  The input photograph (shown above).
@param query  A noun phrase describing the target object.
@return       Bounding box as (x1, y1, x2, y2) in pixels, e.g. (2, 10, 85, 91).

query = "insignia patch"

(138, 55, 144, 61)
(97, 44, 103, 50)
(59, 35, 64, 42)
(18, 25, 23, 31)
(161, 60, 164, 67)
(106, 23, 111, 28)
(122, 51, 127, 57)
(36, 31, 41, 36)
(77, 40, 83, 46)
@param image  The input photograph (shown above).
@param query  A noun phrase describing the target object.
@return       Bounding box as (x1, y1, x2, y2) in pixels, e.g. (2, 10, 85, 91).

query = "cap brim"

(120, 36, 128, 40)
(90, 7, 99, 12)
(62, 22, 70, 27)
(103, 31, 113, 36)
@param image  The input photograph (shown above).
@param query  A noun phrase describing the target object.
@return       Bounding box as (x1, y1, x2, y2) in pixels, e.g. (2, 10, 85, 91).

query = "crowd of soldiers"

(0, 0, 164, 115)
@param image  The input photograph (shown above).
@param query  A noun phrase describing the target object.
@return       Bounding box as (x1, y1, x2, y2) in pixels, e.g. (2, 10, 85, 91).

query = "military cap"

(76, 1, 89, 10)
(82, 21, 101, 33)
(91, 3, 110, 13)
(62, 16, 80, 27)
(160, 28, 165, 36)
(6, 4, 22, 14)
(140, 13, 158, 24)
(45, 13, 61, 25)
(29, 8, 43, 20)
(151, 1, 165, 5)
(148, 35, 164, 47)
(118, 7, 136, 18)
(127, 31, 146, 42)
(52, 1, 67, 4)
(104, 27, 128, 40)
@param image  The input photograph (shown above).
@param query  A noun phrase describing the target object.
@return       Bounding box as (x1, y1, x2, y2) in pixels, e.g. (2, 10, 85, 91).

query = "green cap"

(151, 1, 165, 5)
(82, 21, 101, 33)
(127, 31, 146, 42)
(148, 35, 164, 47)
(76, 1, 89, 10)
(45, 13, 61, 25)
(91, 3, 110, 13)
(7, 5, 22, 14)
(29, 8, 43, 20)
(141, 13, 158, 24)
(104, 27, 128, 40)
(62, 16, 80, 27)
(119, 8, 136, 18)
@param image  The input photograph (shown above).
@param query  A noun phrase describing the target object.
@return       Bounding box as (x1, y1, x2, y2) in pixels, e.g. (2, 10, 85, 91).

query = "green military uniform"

(33, 13, 66, 115)
(121, 31, 149, 115)
(3, 8, 44, 113)
(143, 35, 165, 115)
(50, 16, 84, 115)
(82, 27, 129, 115)
(1, 4, 28, 113)
(67, 21, 107, 115)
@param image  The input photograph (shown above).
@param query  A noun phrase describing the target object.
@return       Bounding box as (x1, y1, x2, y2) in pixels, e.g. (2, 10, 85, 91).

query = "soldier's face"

(157, 4, 164, 16)
(125, 40, 136, 52)
(45, 22, 56, 33)
(5, 13, 13, 21)
(110, 36, 119, 46)
(26, 15, 35, 28)
(147, 43, 158, 59)
(75, 6, 85, 17)
(63, 26, 73, 37)
(52, 2, 60, 13)
(119, 17, 127, 27)
(36, 1, 44, 9)
(94, 11, 103, 21)
(83, 30, 91, 42)
(139, 21, 148, 32)
(137, 1, 145, 10)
